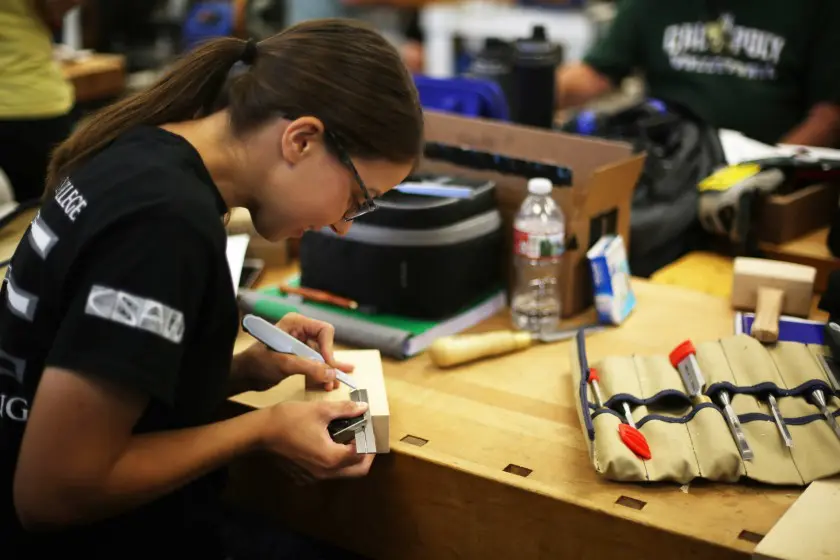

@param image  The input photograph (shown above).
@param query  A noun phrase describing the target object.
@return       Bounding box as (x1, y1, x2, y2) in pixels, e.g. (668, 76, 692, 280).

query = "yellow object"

(0, 0, 74, 118)
(698, 163, 762, 192)
(649, 251, 734, 299)
(428, 330, 534, 368)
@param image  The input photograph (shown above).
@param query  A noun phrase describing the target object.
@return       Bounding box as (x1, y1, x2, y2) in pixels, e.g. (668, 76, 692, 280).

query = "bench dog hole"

(400, 435, 428, 447)
(503, 464, 532, 477)
(615, 496, 646, 510)
(738, 530, 764, 544)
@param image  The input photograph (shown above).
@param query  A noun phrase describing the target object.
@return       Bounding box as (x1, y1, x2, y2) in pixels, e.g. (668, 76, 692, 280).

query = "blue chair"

(413, 75, 510, 121)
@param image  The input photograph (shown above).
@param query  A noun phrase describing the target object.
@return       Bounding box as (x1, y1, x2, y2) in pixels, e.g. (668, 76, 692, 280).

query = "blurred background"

(50, 0, 630, 124)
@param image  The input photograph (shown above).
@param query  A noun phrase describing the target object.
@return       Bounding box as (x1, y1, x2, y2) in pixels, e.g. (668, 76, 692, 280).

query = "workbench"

(225, 266, 803, 560)
(0, 211, 812, 559)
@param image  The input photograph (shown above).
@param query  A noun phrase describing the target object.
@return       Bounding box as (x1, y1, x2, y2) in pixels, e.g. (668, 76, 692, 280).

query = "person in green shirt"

(556, 0, 840, 147)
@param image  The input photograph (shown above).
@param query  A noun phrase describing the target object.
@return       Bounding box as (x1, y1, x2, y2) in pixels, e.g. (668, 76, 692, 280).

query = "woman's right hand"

(260, 400, 374, 480)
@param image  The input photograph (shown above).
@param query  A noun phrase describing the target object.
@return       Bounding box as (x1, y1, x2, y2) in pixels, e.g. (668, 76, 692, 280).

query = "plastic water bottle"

(511, 177, 565, 333)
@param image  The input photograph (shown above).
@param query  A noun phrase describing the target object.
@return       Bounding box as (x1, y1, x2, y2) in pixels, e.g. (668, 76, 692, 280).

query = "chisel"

(766, 394, 793, 448)
(810, 388, 840, 441)
(668, 340, 706, 397)
(717, 390, 754, 461)
(428, 324, 606, 368)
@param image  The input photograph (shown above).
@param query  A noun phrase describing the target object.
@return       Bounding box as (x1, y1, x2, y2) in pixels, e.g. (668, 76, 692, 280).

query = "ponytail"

(44, 37, 253, 198)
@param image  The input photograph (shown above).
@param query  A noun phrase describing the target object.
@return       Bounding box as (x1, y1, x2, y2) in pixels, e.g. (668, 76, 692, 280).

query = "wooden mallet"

(731, 257, 816, 343)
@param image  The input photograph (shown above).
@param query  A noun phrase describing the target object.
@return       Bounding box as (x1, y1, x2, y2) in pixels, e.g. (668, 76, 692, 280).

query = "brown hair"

(45, 18, 424, 197)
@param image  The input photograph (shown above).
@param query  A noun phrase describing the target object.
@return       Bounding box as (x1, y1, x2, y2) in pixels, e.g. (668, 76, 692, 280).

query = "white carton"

(586, 235, 636, 325)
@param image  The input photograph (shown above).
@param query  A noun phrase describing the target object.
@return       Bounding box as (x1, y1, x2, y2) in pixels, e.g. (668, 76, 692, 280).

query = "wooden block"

(753, 478, 840, 560)
(230, 349, 390, 453)
(732, 257, 816, 317)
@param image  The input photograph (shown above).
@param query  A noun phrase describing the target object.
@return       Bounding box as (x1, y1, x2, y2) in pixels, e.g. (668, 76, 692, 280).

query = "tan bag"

(571, 333, 840, 485)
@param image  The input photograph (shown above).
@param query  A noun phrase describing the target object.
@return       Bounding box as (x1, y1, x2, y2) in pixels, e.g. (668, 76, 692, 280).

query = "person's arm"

(779, 0, 840, 147)
(14, 211, 371, 530)
(555, 0, 643, 109)
(15, 367, 268, 530)
(780, 102, 840, 147)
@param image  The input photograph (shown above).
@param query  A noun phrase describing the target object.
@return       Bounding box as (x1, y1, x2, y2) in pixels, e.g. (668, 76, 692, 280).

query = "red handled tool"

(619, 402, 652, 461)
(588, 367, 605, 407)
(589, 368, 651, 460)
(669, 340, 706, 397)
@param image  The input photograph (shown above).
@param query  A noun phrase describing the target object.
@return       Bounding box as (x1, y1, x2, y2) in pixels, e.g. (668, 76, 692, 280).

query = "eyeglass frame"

(323, 130, 378, 222)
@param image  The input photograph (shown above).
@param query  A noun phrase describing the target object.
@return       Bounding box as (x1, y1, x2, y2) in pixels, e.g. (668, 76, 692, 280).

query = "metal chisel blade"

(767, 395, 793, 448)
(817, 354, 840, 392)
(813, 389, 840, 441)
(351, 389, 377, 454)
(723, 403, 754, 461)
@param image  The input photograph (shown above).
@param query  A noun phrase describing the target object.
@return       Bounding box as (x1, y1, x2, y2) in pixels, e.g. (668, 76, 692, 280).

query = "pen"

(279, 284, 358, 310)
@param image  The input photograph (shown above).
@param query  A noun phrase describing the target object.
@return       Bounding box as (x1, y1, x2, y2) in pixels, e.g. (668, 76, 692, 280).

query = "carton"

(417, 110, 646, 318)
(587, 234, 636, 324)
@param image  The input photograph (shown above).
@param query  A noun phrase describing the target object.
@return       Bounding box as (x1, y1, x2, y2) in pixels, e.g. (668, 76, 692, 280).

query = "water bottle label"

(513, 229, 564, 259)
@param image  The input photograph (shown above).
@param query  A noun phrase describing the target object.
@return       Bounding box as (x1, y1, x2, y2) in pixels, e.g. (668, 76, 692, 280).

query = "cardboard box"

(417, 111, 645, 318)
(755, 182, 840, 244)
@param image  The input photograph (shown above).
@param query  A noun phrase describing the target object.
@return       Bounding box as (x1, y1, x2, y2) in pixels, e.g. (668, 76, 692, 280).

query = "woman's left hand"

(233, 313, 355, 393)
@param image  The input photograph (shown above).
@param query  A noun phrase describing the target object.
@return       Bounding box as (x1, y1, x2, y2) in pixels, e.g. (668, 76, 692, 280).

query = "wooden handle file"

(428, 330, 535, 368)
(751, 287, 785, 343)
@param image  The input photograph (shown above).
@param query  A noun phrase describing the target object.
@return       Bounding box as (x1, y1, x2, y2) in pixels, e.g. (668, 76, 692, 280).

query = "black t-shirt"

(0, 125, 240, 559)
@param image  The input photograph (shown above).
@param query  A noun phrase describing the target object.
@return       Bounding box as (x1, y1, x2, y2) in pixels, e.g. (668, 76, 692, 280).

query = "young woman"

(0, 18, 423, 559)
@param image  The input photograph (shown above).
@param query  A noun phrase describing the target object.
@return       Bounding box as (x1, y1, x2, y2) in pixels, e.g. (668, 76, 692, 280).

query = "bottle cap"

(527, 177, 553, 195)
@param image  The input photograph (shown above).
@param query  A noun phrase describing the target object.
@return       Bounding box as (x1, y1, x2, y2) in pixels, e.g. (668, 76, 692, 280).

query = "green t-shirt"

(584, 0, 840, 144)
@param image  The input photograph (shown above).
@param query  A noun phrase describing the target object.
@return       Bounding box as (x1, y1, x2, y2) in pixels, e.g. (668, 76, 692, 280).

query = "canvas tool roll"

(571, 333, 840, 485)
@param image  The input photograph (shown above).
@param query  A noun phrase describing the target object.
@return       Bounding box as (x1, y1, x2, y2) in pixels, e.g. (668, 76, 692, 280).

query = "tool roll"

(571, 333, 840, 485)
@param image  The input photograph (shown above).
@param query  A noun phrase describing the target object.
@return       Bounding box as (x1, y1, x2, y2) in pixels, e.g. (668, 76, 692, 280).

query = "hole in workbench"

(503, 464, 532, 477)
(400, 435, 428, 447)
(738, 530, 764, 544)
(615, 496, 646, 510)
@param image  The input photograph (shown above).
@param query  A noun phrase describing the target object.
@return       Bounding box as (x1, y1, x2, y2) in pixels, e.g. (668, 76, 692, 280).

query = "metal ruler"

(351, 389, 377, 454)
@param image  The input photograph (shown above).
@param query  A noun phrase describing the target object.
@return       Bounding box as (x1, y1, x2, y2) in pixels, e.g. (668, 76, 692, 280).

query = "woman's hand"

(231, 313, 355, 394)
(261, 400, 374, 481)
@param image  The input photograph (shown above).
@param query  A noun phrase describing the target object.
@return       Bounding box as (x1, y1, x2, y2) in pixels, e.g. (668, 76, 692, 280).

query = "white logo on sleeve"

(85, 285, 185, 343)
(28, 212, 59, 259)
(5, 273, 38, 322)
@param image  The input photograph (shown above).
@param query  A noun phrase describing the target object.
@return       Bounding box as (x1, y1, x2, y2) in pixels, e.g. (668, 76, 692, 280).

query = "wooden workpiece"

(225, 266, 804, 560)
(753, 478, 840, 560)
(231, 349, 390, 453)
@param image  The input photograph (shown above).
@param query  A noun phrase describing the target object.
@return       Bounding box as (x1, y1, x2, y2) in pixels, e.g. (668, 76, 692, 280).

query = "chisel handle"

(428, 330, 535, 368)
(751, 286, 784, 343)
